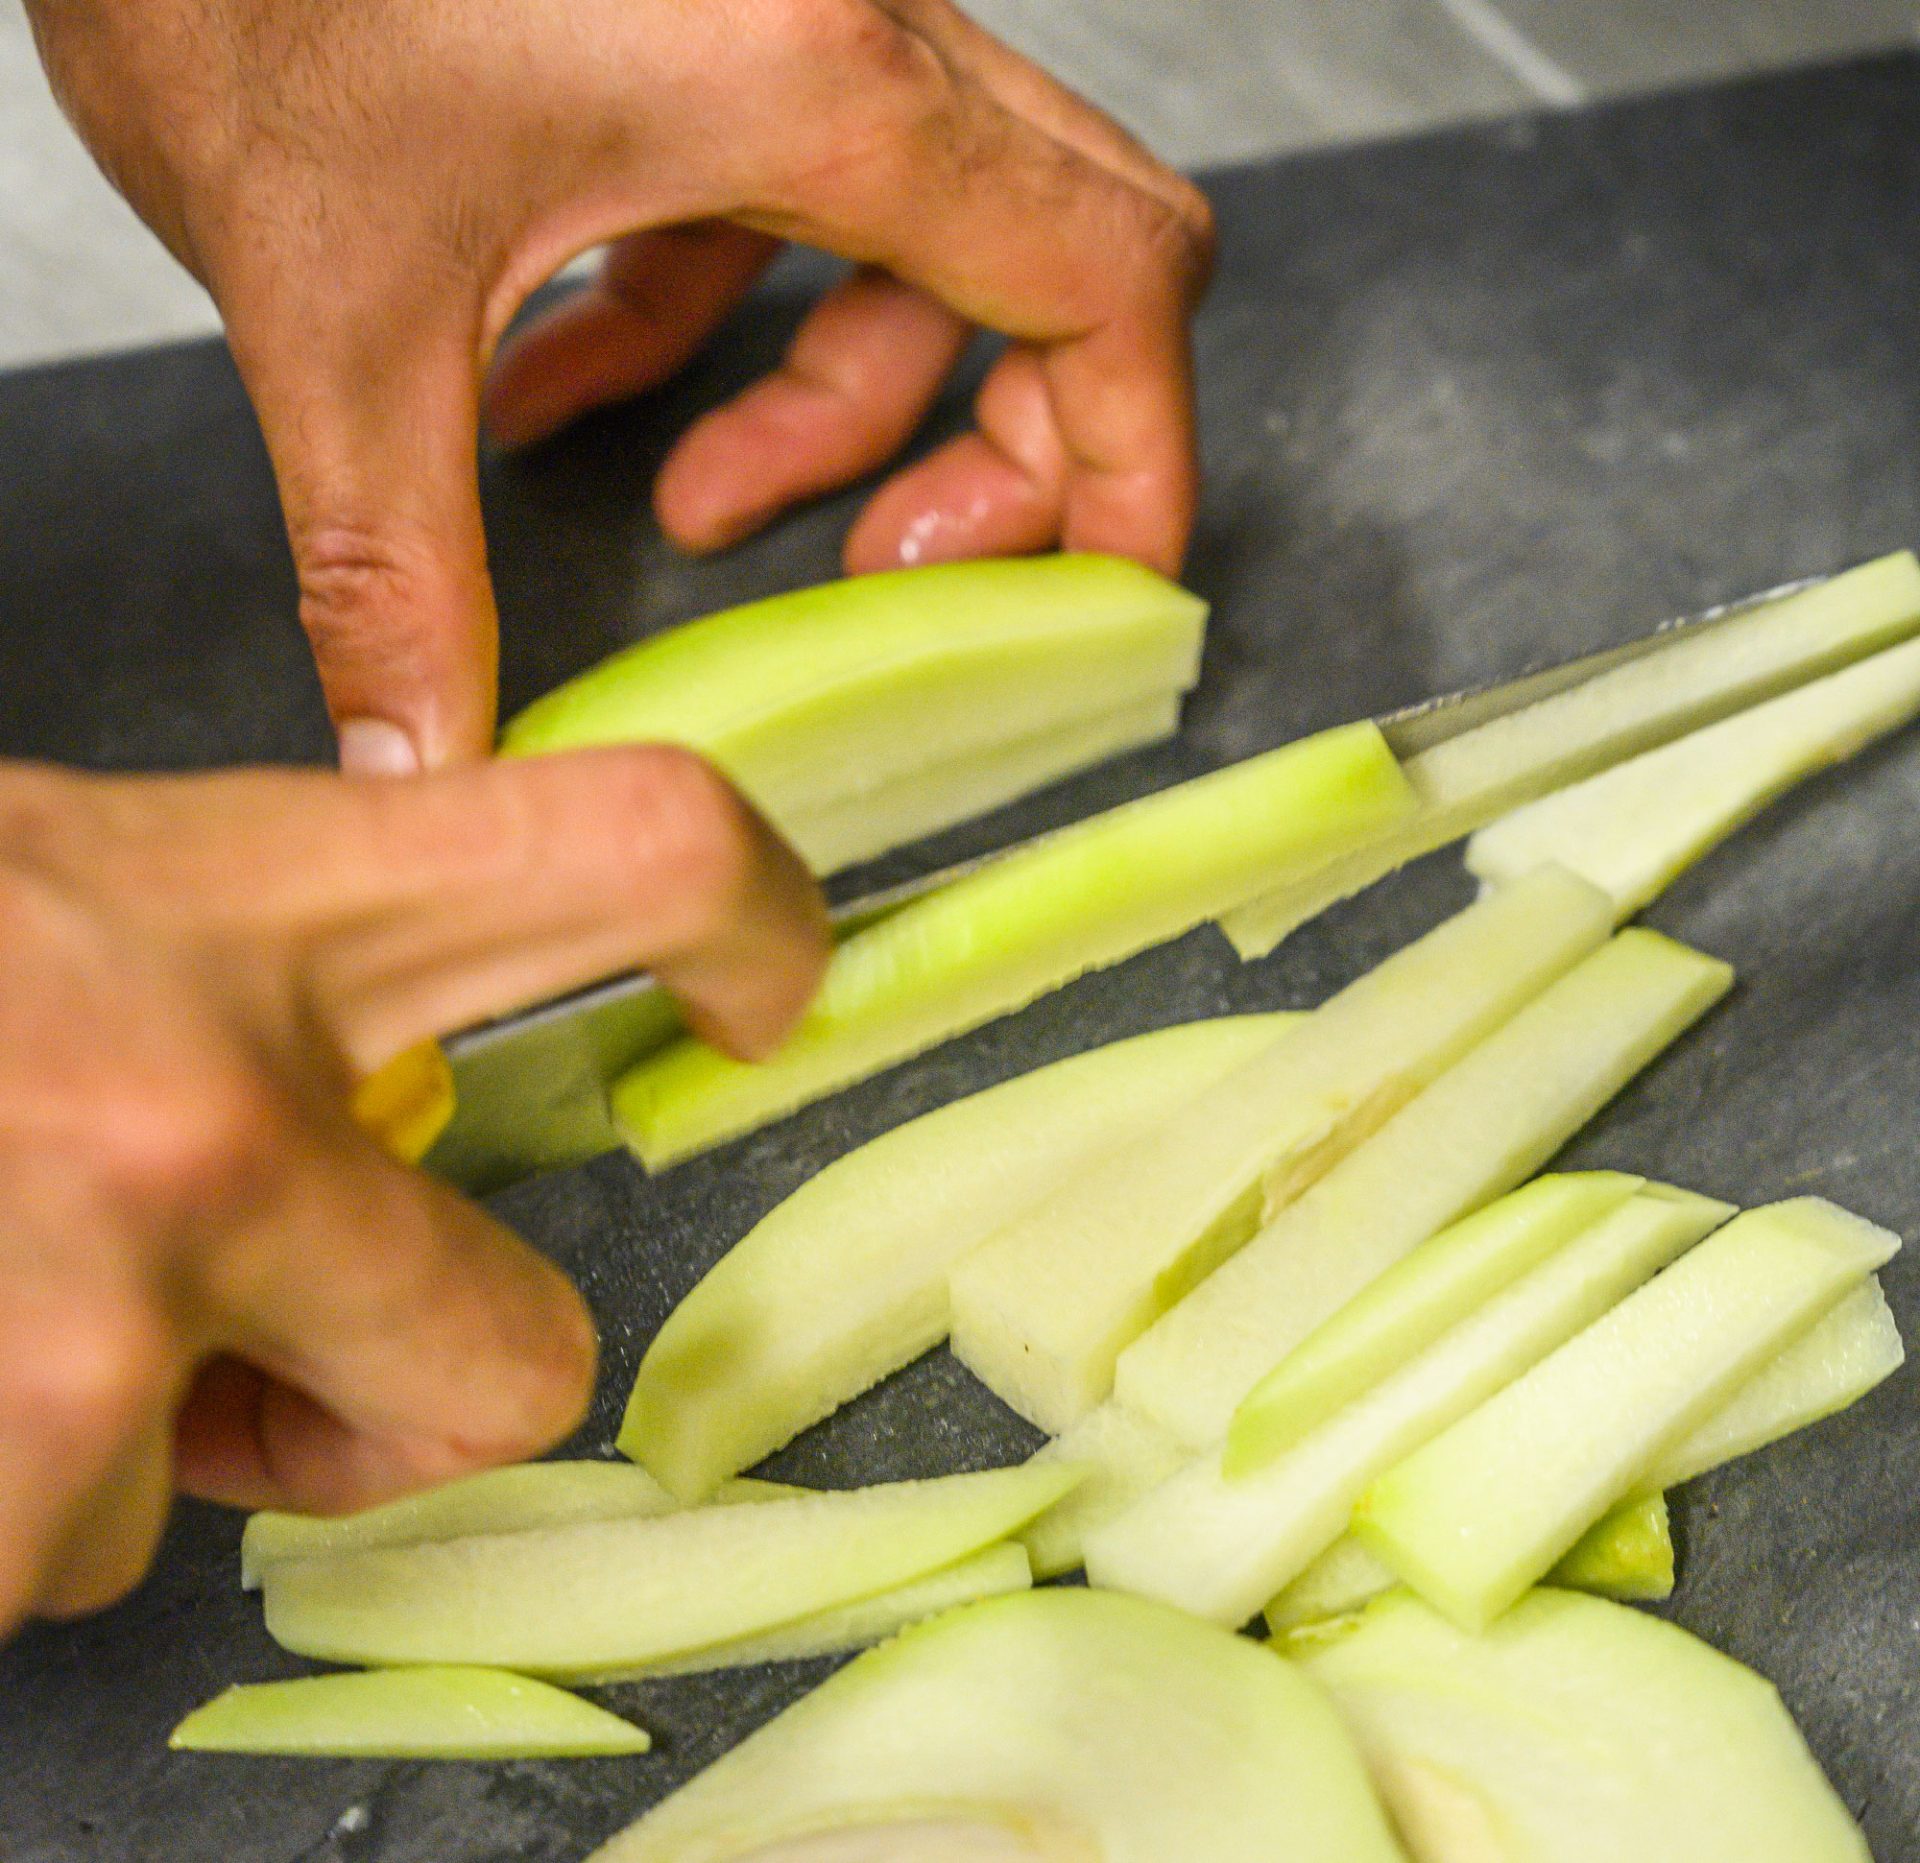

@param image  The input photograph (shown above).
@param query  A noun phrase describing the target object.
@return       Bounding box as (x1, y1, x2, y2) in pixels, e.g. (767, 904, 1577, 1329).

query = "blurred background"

(3, 0, 1916, 368)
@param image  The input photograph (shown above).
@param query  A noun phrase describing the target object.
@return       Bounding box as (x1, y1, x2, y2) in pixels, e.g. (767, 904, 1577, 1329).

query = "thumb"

(230, 309, 499, 772)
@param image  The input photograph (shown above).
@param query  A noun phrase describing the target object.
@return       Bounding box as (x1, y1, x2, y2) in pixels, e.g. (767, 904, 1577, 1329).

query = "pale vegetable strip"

(1224, 551, 1920, 957)
(1264, 1494, 1675, 1634)
(1020, 1403, 1188, 1580)
(1225, 1172, 1644, 1473)
(241, 1462, 789, 1588)
(615, 720, 1413, 1166)
(1466, 631, 1920, 915)
(947, 868, 1612, 1431)
(577, 1545, 1033, 1683)
(262, 1464, 1079, 1676)
(1084, 1189, 1726, 1626)
(1356, 1199, 1899, 1629)
(170, 1667, 650, 1760)
(1114, 930, 1734, 1449)
(618, 1013, 1302, 1500)
(504, 554, 1207, 872)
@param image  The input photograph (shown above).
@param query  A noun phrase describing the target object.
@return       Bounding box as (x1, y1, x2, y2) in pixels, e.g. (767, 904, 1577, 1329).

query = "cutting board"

(4, 52, 1920, 1862)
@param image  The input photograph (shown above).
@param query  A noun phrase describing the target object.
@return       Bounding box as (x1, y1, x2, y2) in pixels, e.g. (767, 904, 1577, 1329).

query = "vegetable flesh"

(784, 694, 1180, 875)
(588, 1589, 1406, 1863)
(1465, 629, 1920, 916)
(1225, 1172, 1644, 1473)
(1114, 930, 1735, 1448)
(503, 555, 1207, 872)
(1224, 551, 1920, 957)
(1083, 1189, 1727, 1626)
(262, 1463, 1078, 1675)
(947, 867, 1613, 1431)
(169, 1666, 650, 1760)
(1355, 1199, 1899, 1629)
(1297, 1589, 1869, 1861)
(241, 1461, 787, 1587)
(1264, 1494, 1674, 1634)
(618, 1013, 1301, 1500)
(579, 1545, 1033, 1682)
(1018, 1403, 1187, 1580)
(615, 720, 1414, 1165)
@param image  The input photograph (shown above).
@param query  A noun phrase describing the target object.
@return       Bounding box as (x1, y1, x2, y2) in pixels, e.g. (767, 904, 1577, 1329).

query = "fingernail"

(338, 718, 422, 777)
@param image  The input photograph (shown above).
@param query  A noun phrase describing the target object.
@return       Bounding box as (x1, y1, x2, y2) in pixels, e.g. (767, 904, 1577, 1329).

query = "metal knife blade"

(425, 572, 1824, 1194)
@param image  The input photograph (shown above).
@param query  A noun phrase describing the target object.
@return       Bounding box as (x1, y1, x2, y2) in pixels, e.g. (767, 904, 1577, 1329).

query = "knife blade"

(424, 573, 1825, 1194)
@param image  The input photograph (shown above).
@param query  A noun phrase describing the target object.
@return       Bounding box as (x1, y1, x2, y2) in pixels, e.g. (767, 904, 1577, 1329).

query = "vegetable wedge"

(1224, 551, 1920, 956)
(1355, 1199, 1899, 1629)
(1115, 930, 1734, 1447)
(591, 1590, 1404, 1863)
(169, 1667, 650, 1760)
(1264, 1494, 1675, 1634)
(619, 1013, 1301, 1499)
(241, 1462, 787, 1588)
(1297, 1590, 1869, 1861)
(947, 867, 1613, 1430)
(615, 720, 1413, 1165)
(1225, 1173, 1644, 1474)
(503, 555, 1207, 872)
(262, 1463, 1078, 1675)
(1465, 630, 1920, 916)
(1084, 1188, 1727, 1626)
(578, 1544, 1034, 1682)
(1020, 1402, 1188, 1580)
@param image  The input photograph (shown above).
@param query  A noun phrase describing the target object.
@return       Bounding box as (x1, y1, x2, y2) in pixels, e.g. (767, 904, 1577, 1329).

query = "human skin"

(22, 0, 1215, 772)
(0, 749, 826, 1633)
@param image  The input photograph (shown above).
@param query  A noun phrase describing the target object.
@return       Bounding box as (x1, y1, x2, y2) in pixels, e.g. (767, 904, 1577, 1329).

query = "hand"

(0, 747, 826, 1630)
(24, 0, 1215, 771)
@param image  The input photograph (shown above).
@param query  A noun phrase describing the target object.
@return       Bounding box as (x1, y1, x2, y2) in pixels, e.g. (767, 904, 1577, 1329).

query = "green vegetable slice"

(262, 1463, 1079, 1676)
(615, 719, 1414, 1166)
(1465, 630, 1920, 916)
(170, 1666, 650, 1760)
(618, 1013, 1300, 1500)
(1224, 551, 1920, 957)
(589, 1590, 1405, 1863)
(503, 554, 1206, 872)
(1355, 1199, 1899, 1629)
(1296, 1589, 1869, 1861)
(1114, 930, 1734, 1449)
(1225, 1173, 1644, 1474)
(947, 867, 1612, 1432)
(1083, 1189, 1725, 1626)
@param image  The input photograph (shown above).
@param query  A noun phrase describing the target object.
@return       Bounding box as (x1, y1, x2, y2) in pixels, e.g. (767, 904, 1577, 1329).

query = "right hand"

(0, 746, 827, 1635)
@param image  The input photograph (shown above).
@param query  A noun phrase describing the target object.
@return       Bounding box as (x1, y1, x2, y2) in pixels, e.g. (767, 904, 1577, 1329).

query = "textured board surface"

(4, 54, 1920, 1862)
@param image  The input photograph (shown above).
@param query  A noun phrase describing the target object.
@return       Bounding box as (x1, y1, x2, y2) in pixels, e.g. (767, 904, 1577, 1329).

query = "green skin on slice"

(1296, 1589, 1869, 1861)
(170, 1666, 650, 1760)
(1113, 929, 1736, 1451)
(1224, 1172, 1645, 1475)
(1355, 1199, 1900, 1631)
(241, 1462, 790, 1588)
(587, 1590, 1406, 1863)
(1465, 629, 1920, 918)
(1223, 550, 1920, 958)
(617, 1013, 1301, 1501)
(614, 719, 1415, 1167)
(261, 1463, 1079, 1676)
(1083, 1188, 1727, 1627)
(946, 866, 1614, 1434)
(502, 555, 1207, 875)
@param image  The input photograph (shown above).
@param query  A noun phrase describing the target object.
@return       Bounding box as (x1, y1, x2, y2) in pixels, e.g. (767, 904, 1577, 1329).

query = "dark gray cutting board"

(5, 51, 1920, 1862)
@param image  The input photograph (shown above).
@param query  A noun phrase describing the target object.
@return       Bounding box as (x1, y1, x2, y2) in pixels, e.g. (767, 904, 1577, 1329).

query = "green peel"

(615, 720, 1414, 1166)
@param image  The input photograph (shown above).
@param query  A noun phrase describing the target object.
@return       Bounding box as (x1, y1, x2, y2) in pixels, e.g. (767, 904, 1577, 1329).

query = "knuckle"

(5, 1307, 165, 1444)
(602, 745, 764, 943)
(292, 520, 450, 667)
(102, 1063, 284, 1221)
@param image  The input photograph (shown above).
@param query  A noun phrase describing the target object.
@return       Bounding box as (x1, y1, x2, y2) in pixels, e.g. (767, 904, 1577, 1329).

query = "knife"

(410, 573, 1828, 1195)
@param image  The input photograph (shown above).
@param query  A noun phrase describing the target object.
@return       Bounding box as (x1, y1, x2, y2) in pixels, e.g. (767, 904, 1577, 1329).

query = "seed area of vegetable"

(8, 52, 1920, 1863)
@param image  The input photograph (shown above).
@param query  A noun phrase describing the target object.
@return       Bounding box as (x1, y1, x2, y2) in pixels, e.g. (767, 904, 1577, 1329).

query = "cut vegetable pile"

(179, 553, 1920, 1863)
